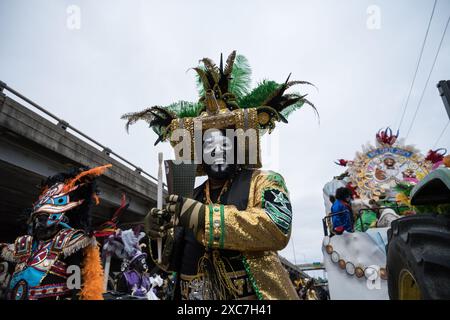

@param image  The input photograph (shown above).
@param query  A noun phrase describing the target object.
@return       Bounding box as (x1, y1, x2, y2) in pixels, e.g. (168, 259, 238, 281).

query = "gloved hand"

(165, 195, 206, 235)
(144, 207, 173, 239)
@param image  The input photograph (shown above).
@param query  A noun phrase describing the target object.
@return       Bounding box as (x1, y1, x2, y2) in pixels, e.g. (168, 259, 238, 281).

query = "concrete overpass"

(0, 81, 161, 242)
(278, 256, 311, 280)
(297, 262, 325, 271)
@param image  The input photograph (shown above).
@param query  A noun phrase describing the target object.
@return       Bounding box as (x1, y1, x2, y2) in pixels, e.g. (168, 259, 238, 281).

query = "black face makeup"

(133, 256, 148, 273)
(32, 214, 59, 241)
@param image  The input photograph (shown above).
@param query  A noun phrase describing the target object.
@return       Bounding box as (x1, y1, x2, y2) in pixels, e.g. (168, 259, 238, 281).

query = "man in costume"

(0, 165, 109, 300)
(102, 225, 154, 298)
(122, 51, 316, 300)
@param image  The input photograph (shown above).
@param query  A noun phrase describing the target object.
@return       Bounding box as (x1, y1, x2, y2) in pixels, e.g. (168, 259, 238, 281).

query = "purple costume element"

(122, 270, 151, 297)
(102, 227, 151, 296)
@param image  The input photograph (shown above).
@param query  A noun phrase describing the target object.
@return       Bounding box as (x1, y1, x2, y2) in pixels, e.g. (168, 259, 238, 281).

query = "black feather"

(224, 51, 236, 77)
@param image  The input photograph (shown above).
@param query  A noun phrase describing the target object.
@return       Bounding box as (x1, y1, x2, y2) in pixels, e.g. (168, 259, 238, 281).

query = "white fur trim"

(62, 235, 93, 257)
(1, 244, 16, 262)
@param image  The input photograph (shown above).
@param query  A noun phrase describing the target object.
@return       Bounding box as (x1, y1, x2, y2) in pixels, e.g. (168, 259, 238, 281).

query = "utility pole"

(437, 80, 450, 120)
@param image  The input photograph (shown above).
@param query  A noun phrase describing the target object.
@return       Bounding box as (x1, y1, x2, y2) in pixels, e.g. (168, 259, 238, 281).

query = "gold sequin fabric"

(151, 169, 299, 300)
(244, 251, 298, 300)
(203, 170, 299, 300)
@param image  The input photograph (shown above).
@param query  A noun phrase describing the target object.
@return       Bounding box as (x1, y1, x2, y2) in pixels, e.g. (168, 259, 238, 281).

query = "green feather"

(166, 100, 202, 118)
(130, 53, 316, 140)
(394, 182, 415, 197)
(228, 55, 252, 99)
(238, 80, 280, 109)
(280, 99, 305, 118)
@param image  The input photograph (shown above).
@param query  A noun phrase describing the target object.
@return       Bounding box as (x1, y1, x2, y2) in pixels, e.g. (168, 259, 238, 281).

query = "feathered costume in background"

(1, 165, 111, 300)
(80, 242, 104, 300)
(121, 51, 318, 145)
(41, 165, 111, 300)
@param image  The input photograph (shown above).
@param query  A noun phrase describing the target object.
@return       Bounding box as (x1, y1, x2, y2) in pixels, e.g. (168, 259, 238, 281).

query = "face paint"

(33, 183, 83, 216)
(130, 254, 148, 273)
(32, 214, 59, 240)
(139, 257, 148, 273)
(202, 129, 237, 180)
(29, 181, 86, 238)
(30, 182, 86, 230)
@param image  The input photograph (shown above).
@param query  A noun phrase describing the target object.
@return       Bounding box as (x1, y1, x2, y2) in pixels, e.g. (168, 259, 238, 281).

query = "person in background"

(353, 199, 379, 232)
(331, 187, 354, 234)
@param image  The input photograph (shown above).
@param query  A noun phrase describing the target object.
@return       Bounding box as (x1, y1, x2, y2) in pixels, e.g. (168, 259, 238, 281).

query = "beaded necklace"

(204, 179, 231, 204)
(201, 178, 242, 299)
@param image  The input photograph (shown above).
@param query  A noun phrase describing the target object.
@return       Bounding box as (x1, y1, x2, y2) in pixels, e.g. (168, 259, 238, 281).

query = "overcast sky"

(1, 0, 449, 266)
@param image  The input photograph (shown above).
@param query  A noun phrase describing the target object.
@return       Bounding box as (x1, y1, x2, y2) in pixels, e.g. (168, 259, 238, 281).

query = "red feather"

(425, 149, 447, 164)
(335, 159, 349, 167)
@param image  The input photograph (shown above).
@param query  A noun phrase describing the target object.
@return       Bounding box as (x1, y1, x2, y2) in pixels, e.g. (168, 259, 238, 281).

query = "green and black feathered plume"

(121, 51, 317, 144)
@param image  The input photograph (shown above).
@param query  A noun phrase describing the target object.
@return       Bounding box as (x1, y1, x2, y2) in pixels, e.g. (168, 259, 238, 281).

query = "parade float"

(322, 128, 450, 300)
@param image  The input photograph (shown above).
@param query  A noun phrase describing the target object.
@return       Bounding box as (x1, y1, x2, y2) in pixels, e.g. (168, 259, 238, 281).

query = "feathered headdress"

(122, 51, 317, 171)
(31, 164, 112, 232)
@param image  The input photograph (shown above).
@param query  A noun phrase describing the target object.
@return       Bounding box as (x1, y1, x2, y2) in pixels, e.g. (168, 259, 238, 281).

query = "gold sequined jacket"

(155, 169, 298, 300)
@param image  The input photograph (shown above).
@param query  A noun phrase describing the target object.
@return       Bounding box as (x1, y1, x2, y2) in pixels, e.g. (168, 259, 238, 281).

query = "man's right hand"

(144, 208, 173, 239)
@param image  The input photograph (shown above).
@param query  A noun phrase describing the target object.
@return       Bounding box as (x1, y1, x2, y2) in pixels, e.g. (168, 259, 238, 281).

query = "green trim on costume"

(208, 204, 214, 248)
(219, 205, 225, 249)
(265, 201, 292, 234)
(266, 171, 289, 193)
(261, 188, 292, 234)
(242, 255, 263, 300)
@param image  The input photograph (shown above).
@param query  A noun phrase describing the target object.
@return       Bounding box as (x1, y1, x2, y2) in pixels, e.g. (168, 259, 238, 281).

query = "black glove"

(144, 207, 173, 239)
(165, 194, 206, 235)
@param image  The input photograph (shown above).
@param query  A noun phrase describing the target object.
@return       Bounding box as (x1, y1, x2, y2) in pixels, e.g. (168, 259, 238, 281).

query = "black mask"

(32, 214, 59, 241)
(133, 256, 148, 273)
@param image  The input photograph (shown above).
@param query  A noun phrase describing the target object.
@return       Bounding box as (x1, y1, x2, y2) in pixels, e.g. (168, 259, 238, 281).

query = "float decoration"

(346, 128, 432, 201)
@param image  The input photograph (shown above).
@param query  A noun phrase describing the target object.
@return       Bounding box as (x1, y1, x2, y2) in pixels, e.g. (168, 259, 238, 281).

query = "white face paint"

(202, 129, 236, 180)
(202, 129, 233, 165)
(140, 257, 148, 272)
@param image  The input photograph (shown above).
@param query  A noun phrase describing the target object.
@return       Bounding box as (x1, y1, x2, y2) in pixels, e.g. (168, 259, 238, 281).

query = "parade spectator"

(331, 187, 353, 234)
